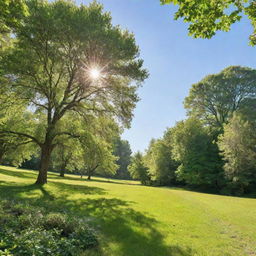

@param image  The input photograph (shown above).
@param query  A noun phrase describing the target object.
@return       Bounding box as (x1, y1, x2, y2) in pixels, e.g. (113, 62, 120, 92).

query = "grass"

(0, 166, 255, 256)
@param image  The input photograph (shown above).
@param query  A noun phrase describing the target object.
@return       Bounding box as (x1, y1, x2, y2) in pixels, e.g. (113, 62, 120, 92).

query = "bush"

(0, 201, 98, 256)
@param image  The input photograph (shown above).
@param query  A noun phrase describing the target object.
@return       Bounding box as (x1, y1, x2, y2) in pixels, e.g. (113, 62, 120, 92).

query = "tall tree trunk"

(87, 174, 91, 180)
(36, 144, 53, 185)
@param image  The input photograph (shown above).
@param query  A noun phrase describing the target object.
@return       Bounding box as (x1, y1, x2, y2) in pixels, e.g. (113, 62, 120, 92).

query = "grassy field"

(0, 166, 255, 256)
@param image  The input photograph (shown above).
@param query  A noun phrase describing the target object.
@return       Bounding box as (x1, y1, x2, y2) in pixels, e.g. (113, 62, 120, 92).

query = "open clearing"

(0, 166, 255, 256)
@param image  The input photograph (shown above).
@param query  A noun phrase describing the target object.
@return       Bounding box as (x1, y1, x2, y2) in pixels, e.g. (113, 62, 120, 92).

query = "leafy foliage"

(160, 0, 256, 45)
(0, 200, 98, 256)
(144, 138, 177, 186)
(184, 66, 256, 127)
(0, 0, 147, 184)
(171, 118, 224, 188)
(128, 152, 150, 185)
(0, 0, 28, 49)
(113, 137, 132, 179)
(218, 113, 256, 194)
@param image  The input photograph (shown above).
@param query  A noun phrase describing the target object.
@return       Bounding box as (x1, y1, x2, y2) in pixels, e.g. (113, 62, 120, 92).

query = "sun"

(89, 68, 101, 80)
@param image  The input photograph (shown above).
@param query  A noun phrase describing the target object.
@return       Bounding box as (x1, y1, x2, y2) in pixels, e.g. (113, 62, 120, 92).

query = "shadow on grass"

(86, 177, 139, 186)
(53, 174, 138, 186)
(0, 168, 194, 256)
(0, 168, 37, 179)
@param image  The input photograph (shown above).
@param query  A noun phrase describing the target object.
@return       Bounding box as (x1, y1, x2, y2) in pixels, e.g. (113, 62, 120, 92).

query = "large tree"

(0, 0, 147, 184)
(184, 66, 256, 127)
(218, 113, 256, 194)
(171, 118, 224, 188)
(161, 0, 256, 45)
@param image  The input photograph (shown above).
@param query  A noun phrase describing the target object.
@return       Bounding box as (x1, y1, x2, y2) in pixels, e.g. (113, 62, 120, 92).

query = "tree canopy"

(218, 113, 256, 194)
(184, 66, 256, 127)
(0, 0, 148, 184)
(161, 0, 256, 45)
(113, 137, 132, 179)
(128, 152, 150, 185)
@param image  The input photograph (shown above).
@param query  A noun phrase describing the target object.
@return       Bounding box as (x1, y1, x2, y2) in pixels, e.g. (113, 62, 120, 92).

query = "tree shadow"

(53, 174, 138, 186)
(86, 177, 139, 186)
(165, 185, 256, 199)
(50, 181, 106, 196)
(0, 167, 196, 255)
(0, 168, 37, 179)
(0, 181, 194, 256)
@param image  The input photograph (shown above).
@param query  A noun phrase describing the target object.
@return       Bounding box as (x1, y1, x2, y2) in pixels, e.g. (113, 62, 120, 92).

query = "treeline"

(129, 66, 256, 195)
(20, 137, 132, 180)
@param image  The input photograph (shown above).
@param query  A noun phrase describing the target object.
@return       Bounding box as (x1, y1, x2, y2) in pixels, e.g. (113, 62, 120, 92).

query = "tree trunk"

(59, 166, 65, 177)
(0, 152, 4, 165)
(36, 144, 53, 185)
(87, 165, 98, 180)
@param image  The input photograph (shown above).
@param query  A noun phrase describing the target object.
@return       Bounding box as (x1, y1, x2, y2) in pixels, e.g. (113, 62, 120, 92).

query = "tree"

(112, 137, 132, 179)
(171, 118, 224, 188)
(184, 66, 256, 127)
(128, 152, 150, 185)
(0, 0, 147, 184)
(51, 139, 80, 177)
(160, 0, 256, 45)
(144, 138, 177, 186)
(79, 136, 118, 180)
(218, 113, 256, 194)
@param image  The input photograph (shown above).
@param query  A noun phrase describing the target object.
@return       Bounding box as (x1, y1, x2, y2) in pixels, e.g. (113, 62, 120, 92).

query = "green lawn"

(0, 166, 255, 256)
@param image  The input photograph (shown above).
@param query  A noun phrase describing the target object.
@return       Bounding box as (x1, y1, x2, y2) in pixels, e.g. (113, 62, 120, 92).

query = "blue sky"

(80, 0, 256, 153)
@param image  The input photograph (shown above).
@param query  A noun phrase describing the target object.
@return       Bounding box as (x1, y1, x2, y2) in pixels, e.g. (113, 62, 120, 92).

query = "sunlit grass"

(0, 165, 255, 256)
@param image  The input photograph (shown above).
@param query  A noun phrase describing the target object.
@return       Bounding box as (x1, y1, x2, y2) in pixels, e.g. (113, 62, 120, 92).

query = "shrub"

(0, 201, 98, 256)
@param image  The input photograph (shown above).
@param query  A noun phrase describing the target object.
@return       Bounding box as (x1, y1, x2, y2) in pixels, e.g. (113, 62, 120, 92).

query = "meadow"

(0, 165, 255, 256)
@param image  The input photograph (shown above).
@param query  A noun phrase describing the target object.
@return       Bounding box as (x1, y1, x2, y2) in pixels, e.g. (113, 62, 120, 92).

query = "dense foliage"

(218, 114, 256, 195)
(130, 66, 256, 195)
(0, 200, 98, 256)
(128, 152, 150, 185)
(161, 0, 256, 45)
(0, 0, 147, 184)
(112, 137, 132, 179)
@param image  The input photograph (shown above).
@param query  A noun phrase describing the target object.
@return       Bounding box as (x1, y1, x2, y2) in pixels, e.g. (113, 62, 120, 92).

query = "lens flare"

(89, 68, 101, 80)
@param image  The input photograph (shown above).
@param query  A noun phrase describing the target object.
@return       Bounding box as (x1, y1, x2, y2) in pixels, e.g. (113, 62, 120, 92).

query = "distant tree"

(79, 136, 118, 180)
(218, 113, 256, 194)
(113, 137, 132, 179)
(144, 138, 177, 186)
(51, 140, 80, 177)
(160, 0, 256, 45)
(171, 118, 224, 188)
(184, 66, 256, 127)
(128, 152, 150, 185)
(0, 0, 147, 184)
